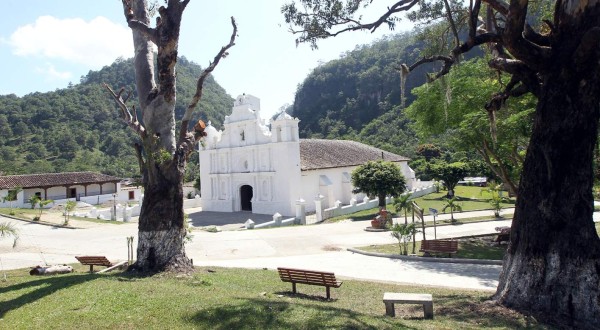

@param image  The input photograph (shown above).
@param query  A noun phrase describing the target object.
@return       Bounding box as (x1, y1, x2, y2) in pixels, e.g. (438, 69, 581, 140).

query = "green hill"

(290, 30, 482, 158)
(0, 57, 233, 178)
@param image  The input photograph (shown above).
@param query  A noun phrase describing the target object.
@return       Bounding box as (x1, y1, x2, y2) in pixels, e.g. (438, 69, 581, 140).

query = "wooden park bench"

(277, 267, 343, 299)
(383, 292, 433, 318)
(75, 256, 113, 273)
(419, 239, 458, 257)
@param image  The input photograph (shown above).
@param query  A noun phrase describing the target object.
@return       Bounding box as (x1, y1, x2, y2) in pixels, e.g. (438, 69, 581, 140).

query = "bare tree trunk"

(494, 77, 600, 327)
(105, 0, 235, 273)
(133, 152, 192, 272)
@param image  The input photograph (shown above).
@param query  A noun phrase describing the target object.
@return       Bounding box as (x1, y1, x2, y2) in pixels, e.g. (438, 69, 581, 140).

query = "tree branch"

(482, 0, 509, 16)
(488, 57, 540, 97)
(502, 0, 551, 71)
(127, 19, 158, 44)
(285, 0, 420, 47)
(404, 55, 454, 82)
(103, 83, 147, 138)
(482, 139, 519, 197)
(178, 16, 238, 146)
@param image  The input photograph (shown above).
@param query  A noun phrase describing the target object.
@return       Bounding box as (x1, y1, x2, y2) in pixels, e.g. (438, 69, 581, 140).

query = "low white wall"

(321, 196, 390, 221)
(319, 184, 436, 221)
(72, 195, 202, 222)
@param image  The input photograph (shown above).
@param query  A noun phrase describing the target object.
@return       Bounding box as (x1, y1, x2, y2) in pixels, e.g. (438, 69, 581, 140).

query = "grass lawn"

(0, 266, 547, 329)
(408, 186, 515, 216)
(358, 236, 508, 260)
(326, 186, 515, 223)
(0, 207, 39, 219)
(0, 208, 125, 225)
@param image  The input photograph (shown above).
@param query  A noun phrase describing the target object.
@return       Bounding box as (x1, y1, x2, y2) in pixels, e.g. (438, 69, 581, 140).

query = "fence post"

(273, 213, 282, 226)
(295, 198, 306, 225)
(315, 194, 324, 222)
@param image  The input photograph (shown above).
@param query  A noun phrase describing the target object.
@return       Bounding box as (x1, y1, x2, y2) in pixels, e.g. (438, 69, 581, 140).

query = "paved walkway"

(0, 208, 520, 292)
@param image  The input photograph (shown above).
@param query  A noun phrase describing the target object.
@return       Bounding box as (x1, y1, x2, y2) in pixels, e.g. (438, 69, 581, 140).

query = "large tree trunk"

(126, 0, 193, 273)
(493, 76, 600, 327)
(108, 1, 234, 273)
(131, 145, 193, 273)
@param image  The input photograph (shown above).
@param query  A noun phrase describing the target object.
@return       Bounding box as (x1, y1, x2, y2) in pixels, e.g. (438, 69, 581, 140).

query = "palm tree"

(393, 193, 413, 225)
(482, 181, 507, 217)
(442, 197, 462, 223)
(0, 222, 19, 248)
(27, 195, 40, 210)
(63, 201, 77, 226)
(36, 199, 54, 221)
(390, 223, 419, 255)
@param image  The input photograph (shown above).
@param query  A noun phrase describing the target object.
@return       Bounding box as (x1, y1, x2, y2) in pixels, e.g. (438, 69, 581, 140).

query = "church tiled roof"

(0, 172, 121, 189)
(299, 139, 409, 171)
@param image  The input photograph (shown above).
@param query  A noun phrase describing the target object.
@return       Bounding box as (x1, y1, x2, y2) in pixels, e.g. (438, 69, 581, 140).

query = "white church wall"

(300, 166, 357, 213)
(199, 95, 302, 217)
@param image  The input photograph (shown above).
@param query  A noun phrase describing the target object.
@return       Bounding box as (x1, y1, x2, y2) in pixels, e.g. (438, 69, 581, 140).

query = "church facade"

(199, 94, 416, 216)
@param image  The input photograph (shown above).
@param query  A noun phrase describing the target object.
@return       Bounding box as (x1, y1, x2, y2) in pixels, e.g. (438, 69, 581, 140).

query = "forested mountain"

(0, 57, 233, 178)
(290, 31, 481, 159)
(291, 33, 430, 138)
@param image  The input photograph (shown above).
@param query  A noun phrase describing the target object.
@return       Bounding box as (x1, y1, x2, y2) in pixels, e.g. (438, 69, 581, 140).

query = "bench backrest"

(278, 267, 340, 287)
(421, 239, 458, 251)
(76, 256, 112, 266)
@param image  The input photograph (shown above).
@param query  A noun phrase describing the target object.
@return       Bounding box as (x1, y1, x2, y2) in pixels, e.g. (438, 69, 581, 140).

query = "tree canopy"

(351, 160, 407, 207)
(430, 161, 469, 197)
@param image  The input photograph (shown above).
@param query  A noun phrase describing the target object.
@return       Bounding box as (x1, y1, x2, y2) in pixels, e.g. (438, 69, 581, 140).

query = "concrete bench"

(383, 292, 433, 319)
(277, 267, 342, 299)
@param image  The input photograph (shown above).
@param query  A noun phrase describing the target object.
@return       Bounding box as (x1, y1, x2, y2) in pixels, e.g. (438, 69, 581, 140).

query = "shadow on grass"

(0, 274, 99, 318)
(274, 291, 337, 302)
(185, 298, 406, 330)
(433, 294, 543, 329)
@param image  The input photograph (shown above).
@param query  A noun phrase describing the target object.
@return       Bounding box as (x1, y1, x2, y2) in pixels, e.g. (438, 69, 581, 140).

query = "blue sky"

(0, 1, 411, 119)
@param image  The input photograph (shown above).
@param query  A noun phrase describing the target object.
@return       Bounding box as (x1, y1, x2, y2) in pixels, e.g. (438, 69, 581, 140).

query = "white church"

(199, 94, 416, 216)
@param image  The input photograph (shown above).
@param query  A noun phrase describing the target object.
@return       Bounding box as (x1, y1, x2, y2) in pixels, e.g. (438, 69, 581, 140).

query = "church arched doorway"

(240, 185, 253, 211)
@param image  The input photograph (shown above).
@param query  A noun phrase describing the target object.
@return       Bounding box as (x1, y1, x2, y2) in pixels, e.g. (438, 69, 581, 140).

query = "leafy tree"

(0, 222, 19, 248)
(282, 1, 600, 325)
(430, 161, 468, 198)
(442, 197, 462, 223)
(392, 193, 412, 224)
(407, 58, 534, 197)
(104, 0, 236, 273)
(415, 144, 442, 161)
(351, 160, 407, 208)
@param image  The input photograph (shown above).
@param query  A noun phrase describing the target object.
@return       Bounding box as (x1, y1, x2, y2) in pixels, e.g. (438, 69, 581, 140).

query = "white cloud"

(7, 15, 133, 68)
(35, 63, 72, 80)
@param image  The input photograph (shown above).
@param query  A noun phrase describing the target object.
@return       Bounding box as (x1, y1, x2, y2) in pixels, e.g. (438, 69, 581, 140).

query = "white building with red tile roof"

(0, 172, 138, 208)
(199, 94, 416, 216)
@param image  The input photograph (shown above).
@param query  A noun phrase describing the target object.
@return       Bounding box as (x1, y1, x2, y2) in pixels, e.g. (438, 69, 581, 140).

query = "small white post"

(295, 198, 307, 225)
(315, 194, 324, 222)
(273, 213, 282, 226)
